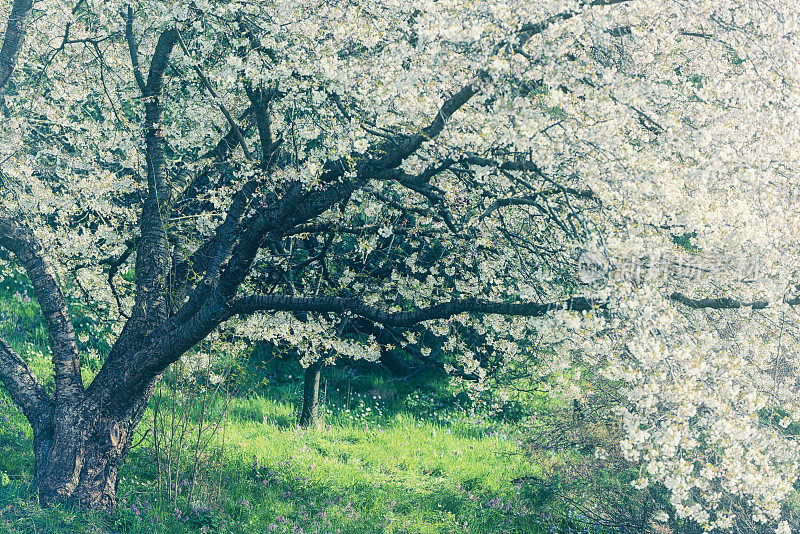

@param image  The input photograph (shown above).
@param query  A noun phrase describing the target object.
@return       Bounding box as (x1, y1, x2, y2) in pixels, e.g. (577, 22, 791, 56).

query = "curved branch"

(145, 27, 178, 96)
(99, 240, 134, 318)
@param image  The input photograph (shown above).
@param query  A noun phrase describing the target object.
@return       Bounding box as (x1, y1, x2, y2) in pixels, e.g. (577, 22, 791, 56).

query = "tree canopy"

(0, 0, 799, 530)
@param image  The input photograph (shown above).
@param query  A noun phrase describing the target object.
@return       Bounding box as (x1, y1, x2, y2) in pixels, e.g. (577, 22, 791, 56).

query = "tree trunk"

(298, 361, 323, 428)
(31, 385, 153, 510)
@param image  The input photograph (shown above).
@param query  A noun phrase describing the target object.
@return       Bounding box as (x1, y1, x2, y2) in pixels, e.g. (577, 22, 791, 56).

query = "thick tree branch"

(0, 336, 52, 428)
(215, 182, 305, 299)
(170, 179, 260, 324)
(145, 27, 178, 96)
(669, 292, 800, 310)
(314, 72, 486, 187)
(0, 213, 84, 404)
(97, 290, 602, 414)
(230, 294, 604, 328)
(113, 26, 180, 356)
(89, 291, 230, 416)
(244, 82, 277, 169)
(0, 0, 33, 90)
(198, 113, 250, 160)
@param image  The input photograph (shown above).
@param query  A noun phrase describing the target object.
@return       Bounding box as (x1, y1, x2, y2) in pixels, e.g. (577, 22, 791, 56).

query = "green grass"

(0, 273, 617, 534)
(0, 381, 565, 533)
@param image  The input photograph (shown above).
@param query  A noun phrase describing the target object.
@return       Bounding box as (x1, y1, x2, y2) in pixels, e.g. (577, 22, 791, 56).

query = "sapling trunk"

(298, 361, 324, 428)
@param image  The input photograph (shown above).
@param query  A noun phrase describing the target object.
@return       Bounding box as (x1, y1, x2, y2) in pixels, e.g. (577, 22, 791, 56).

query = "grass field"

(0, 274, 643, 533)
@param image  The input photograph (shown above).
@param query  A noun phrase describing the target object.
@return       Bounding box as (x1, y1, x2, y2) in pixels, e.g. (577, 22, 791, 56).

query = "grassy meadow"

(0, 274, 651, 534)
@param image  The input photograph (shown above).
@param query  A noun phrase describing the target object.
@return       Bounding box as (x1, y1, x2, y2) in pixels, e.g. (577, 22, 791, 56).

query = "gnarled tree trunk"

(33, 407, 124, 509)
(31, 382, 155, 509)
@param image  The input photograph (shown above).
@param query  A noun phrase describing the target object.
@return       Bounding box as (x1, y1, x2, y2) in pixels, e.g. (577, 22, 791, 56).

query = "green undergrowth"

(0, 274, 617, 533)
(0, 378, 606, 534)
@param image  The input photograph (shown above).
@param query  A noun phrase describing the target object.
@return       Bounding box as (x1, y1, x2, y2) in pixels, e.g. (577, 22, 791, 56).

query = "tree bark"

(298, 361, 323, 428)
(31, 381, 155, 509)
(33, 405, 125, 509)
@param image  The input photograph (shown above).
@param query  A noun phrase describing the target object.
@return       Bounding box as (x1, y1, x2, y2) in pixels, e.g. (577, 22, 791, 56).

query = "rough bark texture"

(31, 377, 158, 509)
(0, 216, 83, 404)
(34, 406, 127, 508)
(0, 19, 180, 509)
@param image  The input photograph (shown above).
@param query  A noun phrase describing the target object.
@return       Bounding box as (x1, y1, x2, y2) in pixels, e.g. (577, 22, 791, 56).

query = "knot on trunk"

(107, 420, 121, 448)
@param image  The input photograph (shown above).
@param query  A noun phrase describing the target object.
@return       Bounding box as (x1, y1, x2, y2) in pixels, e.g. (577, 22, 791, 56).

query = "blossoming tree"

(0, 0, 798, 530)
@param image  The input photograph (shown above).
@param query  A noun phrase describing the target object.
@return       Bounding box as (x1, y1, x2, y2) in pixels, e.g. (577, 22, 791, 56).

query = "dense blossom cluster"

(0, 0, 799, 528)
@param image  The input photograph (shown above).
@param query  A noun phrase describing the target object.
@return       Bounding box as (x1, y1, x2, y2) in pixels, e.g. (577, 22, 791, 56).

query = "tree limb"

(99, 240, 134, 318)
(123, 5, 146, 94)
(170, 178, 260, 325)
(0, 0, 33, 90)
(0, 336, 52, 429)
(230, 294, 604, 328)
(0, 213, 84, 404)
(113, 26, 180, 357)
(244, 82, 278, 170)
(670, 292, 770, 310)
